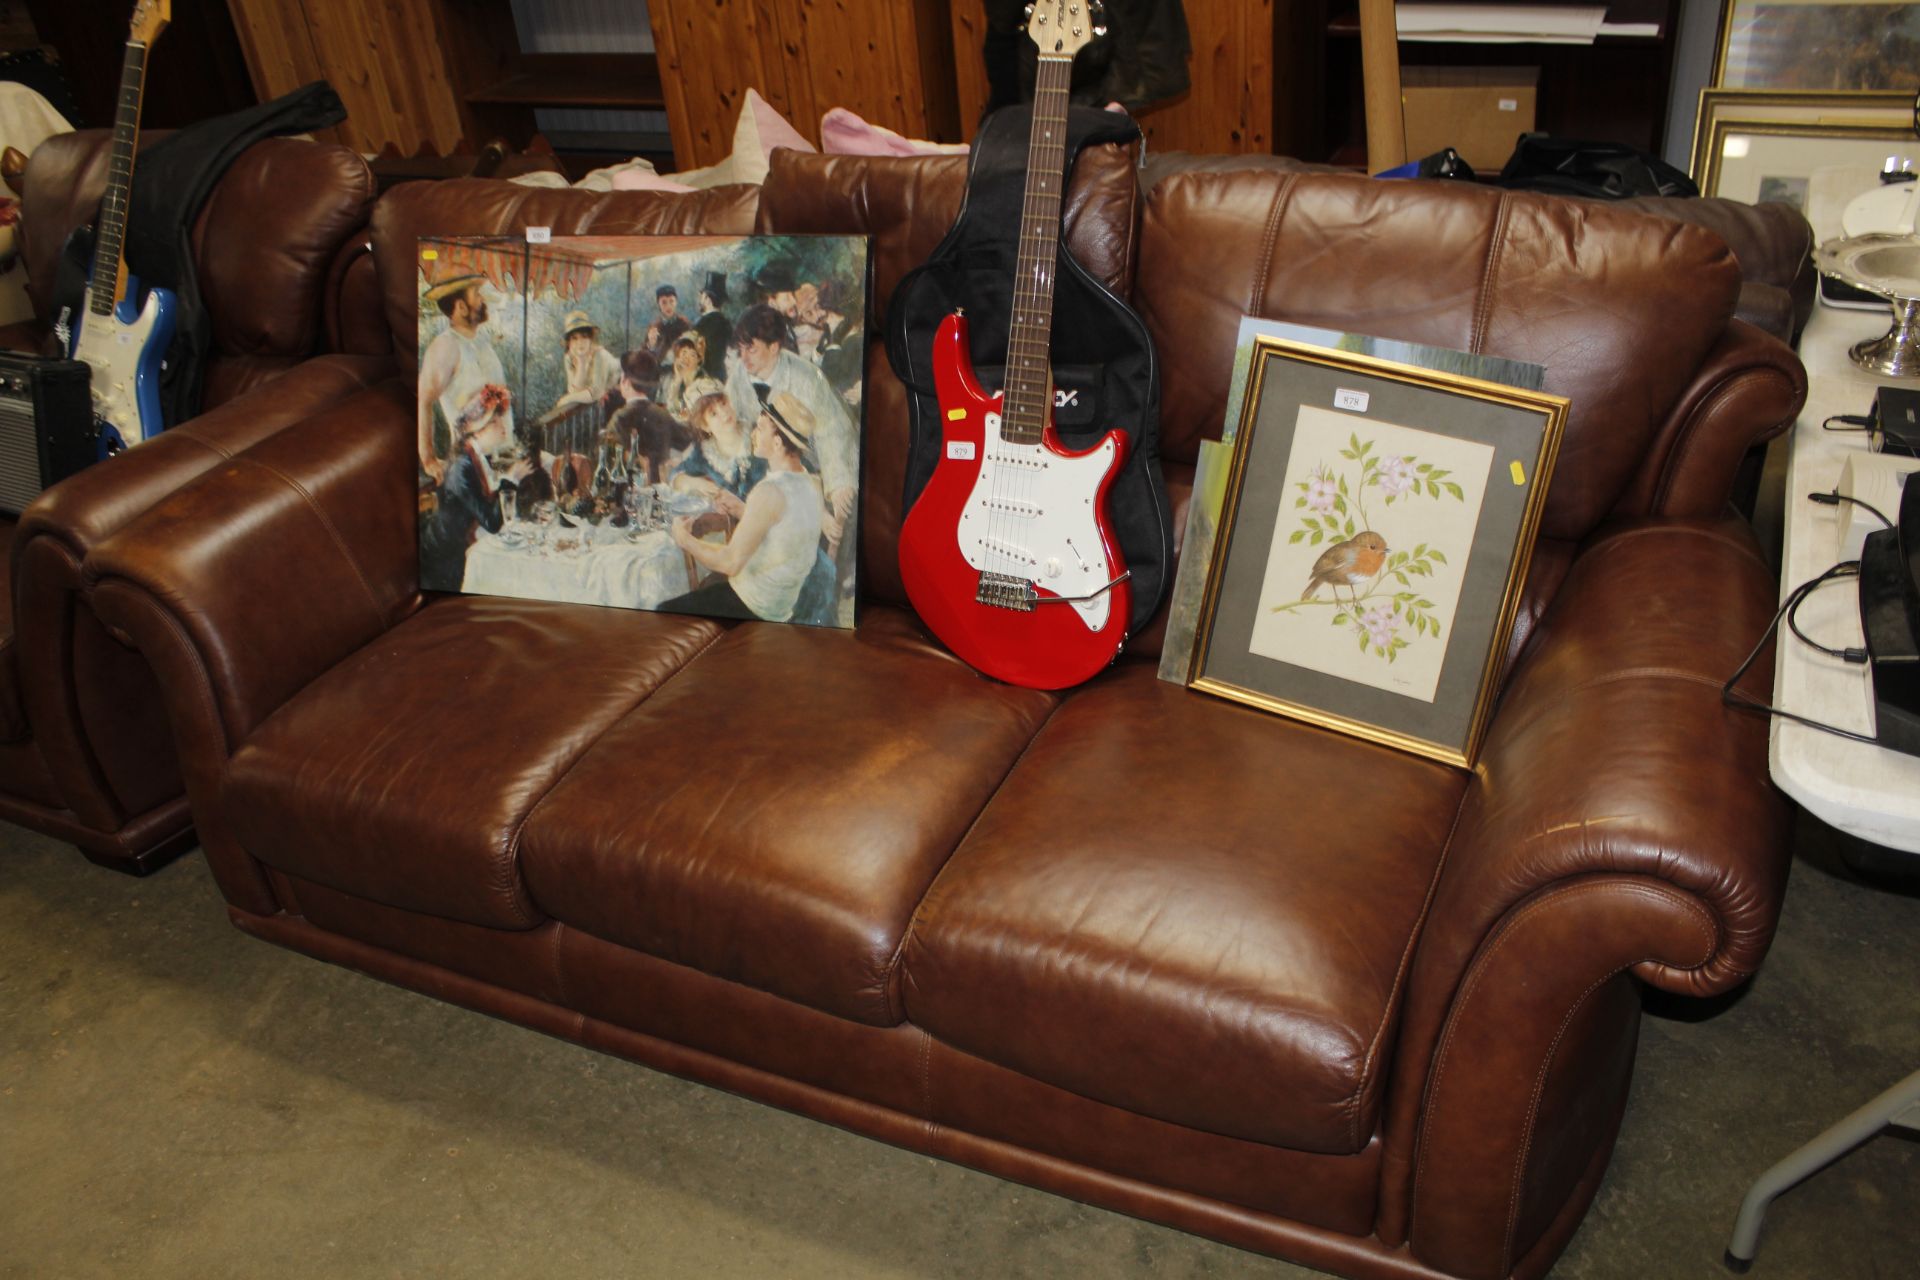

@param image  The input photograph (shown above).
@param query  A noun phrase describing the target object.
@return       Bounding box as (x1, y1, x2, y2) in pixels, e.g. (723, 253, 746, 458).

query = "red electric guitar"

(897, 0, 1130, 691)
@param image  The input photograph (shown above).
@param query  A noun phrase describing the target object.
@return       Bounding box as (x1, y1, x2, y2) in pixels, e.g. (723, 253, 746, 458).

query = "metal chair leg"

(1725, 1068, 1920, 1271)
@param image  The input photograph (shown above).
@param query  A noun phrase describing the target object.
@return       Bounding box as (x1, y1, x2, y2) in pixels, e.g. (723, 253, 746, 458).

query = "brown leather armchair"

(79, 152, 1803, 1279)
(0, 134, 392, 872)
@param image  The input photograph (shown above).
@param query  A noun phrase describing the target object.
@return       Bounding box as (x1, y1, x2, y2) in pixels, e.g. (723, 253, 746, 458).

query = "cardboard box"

(1401, 67, 1539, 172)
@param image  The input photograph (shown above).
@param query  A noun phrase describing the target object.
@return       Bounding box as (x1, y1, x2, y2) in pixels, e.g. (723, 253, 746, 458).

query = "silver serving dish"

(1815, 233, 1920, 377)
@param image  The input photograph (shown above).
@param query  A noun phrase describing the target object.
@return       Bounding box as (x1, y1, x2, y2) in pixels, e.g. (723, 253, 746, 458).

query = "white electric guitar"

(65, 0, 175, 457)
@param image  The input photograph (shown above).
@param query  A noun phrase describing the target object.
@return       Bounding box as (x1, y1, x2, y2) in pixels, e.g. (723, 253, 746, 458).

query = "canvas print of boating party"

(414, 233, 869, 628)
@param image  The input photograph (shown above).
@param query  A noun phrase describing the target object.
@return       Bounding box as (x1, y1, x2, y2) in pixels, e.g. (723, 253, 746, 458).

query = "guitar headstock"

(129, 0, 171, 45)
(1022, 0, 1106, 59)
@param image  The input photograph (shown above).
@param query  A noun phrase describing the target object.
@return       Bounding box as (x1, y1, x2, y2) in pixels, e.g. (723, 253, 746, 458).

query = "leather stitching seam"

(1412, 879, 1715, 1261)
(1470, 194, 1512, 354)
(1654, 367, 1795, 513)
(173, 429, 235, 461)
(919, 1027, 935, 1128)
(1249, 174, 1296, 319)
(105, 580, 233, 760)
(1501, 887, 1717, 1268)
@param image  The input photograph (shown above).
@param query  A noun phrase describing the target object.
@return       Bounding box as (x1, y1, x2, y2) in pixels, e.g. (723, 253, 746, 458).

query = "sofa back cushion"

(1139, 171, 1741, 542)
(21, 133, 375, 383)
(367, 179, 761, 380)
(754, 143, 1141, 608)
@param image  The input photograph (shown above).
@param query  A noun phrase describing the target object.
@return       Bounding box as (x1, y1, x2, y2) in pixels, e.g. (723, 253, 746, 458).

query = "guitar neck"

(1001, 53, 1074, 447)
(87, 37, 148, 319)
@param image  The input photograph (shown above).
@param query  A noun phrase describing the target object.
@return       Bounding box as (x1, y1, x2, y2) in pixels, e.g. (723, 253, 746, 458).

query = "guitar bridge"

(976, 571, 1037, 612)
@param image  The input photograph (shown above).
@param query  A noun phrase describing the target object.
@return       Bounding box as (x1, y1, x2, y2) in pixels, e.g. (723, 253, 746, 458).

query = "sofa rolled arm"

(9, 355, 395, 835)
(1613, 318, 1806, 520)
(1374, 516, 1791, 1277)
(1419, 516, 1789, 1002)
(86, 379, 419, 757)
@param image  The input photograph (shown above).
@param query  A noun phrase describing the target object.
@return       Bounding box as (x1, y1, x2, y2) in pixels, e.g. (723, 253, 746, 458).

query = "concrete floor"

(1, 813, 1915, 1279)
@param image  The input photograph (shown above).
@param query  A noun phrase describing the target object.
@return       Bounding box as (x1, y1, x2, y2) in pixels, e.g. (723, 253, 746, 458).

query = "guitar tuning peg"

(1093, 23, 1107, 36)
(1023, 2, 1034, 15)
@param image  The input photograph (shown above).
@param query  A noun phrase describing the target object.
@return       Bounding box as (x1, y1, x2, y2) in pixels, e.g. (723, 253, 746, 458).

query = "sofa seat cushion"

(519, 607, 1055, 1027)
(222, 597, 725, 929)
(901, 664, 1465, 1155)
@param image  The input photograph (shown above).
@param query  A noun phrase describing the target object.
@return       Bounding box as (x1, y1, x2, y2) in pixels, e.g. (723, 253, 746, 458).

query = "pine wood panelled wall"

(226, 0, 481, 154)
(227, 0, 1269, 165)
(649, 0, 959, 169)
(947, 0, 1271, 153)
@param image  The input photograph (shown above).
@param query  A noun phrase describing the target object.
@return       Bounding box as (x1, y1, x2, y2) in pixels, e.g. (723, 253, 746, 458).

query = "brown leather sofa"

(77, 147, 1803, 1279)
(1141, 152, 1818, 346)
(0, 134, 391, 872)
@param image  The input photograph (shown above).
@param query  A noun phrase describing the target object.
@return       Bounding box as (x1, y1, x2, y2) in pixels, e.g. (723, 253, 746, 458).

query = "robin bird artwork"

(1301, 530, 1389, 605)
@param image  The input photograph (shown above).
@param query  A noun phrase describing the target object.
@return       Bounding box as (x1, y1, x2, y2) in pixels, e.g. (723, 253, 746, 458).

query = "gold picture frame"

(1186, 336, 1567, 768)
(1693, 115, 1919, 217)
(1689, 88, 1917, 182)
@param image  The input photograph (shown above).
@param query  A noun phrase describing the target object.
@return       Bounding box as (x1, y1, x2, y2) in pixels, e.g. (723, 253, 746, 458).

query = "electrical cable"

(1823, 413, 1873, 432)
(1809, 489, 1895, 530)
(1722, 560, 1882, 744)
(1784, 561, 1866, 662)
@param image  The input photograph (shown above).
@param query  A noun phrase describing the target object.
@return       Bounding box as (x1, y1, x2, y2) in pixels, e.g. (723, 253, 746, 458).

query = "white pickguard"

(71, 290, 164, 445)
(957, 405, 1118, 631)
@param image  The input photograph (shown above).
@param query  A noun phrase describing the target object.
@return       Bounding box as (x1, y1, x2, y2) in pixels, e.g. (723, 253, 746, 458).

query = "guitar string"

(1010, 55, 1071, 595)
(993, 53, 1060, 588)
(91, 45, 147, 318)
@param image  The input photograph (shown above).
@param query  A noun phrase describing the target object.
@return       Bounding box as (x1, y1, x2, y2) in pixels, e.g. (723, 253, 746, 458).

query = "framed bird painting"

(1186, 331, 1567, 767)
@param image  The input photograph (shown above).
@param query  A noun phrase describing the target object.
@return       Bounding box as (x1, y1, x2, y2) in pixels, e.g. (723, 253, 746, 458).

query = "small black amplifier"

(1873, 386, 1920, 458)
(0, 350, 94, 517)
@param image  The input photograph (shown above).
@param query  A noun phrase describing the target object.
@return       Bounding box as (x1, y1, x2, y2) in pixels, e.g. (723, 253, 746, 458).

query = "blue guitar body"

(68, 270, 176, 458)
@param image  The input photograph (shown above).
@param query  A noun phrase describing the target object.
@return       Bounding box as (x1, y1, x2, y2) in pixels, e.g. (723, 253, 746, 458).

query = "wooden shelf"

(1326, 12, 1664, 41)
(467, 54, 664, 111)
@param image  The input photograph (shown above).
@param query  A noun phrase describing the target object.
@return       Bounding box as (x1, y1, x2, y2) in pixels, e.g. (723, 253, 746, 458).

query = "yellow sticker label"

(421, 249, 438, 261)
(1510, 460, 1527, 486)
(946, 407, 966, 421)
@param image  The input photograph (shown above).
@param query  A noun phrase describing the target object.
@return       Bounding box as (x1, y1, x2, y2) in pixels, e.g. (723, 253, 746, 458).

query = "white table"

(462, 522, 696, 610)
(1770, 303, 1920, 853)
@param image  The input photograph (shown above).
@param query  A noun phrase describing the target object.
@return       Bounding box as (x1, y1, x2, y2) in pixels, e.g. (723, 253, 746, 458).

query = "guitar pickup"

(976, 571, 1037, 612)
(977, 497, 1041, 519)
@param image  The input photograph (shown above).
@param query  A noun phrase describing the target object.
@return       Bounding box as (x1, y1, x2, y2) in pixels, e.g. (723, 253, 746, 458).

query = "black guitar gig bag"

(887, 104, 1173, 638)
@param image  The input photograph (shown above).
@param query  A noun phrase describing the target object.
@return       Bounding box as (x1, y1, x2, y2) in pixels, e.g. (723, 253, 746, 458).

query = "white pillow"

(670, 89, 816, 189)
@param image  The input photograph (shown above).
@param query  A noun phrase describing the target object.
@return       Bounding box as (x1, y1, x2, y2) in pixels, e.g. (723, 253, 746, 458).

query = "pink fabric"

(819, 107, 969, 158)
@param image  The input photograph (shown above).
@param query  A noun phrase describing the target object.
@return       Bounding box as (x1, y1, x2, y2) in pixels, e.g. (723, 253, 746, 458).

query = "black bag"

(887, 105, 1173, 637)
(1496, 133, 1699, 200)
(978, 0, 1193, 115)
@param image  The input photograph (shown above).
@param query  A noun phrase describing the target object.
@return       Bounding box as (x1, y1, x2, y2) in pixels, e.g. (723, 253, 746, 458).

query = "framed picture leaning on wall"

(1695, 115, 1920, 216)
(1714, 0, 1920, 93)
(1185, 335, 1566, 767)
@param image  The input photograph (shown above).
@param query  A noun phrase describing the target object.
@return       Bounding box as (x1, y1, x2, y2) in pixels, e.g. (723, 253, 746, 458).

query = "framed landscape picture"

(1186, 335, 1567, 767)
(414, 232, 869, 628)
(1715, 0, 1920, 93)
